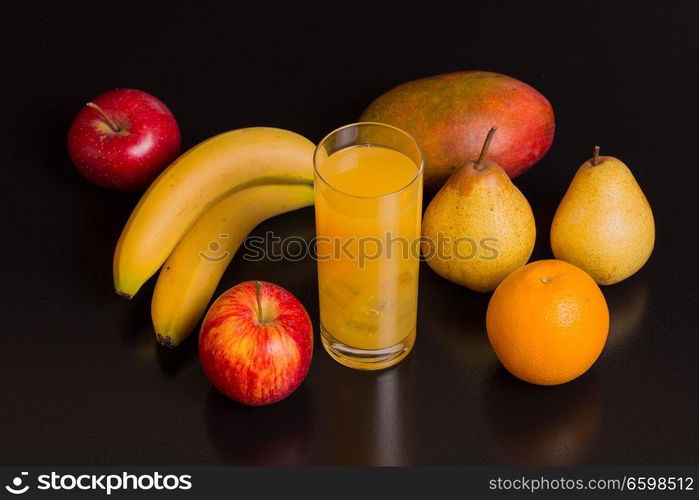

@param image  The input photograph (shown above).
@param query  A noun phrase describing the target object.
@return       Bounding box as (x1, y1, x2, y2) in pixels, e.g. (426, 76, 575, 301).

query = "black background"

(1, 0, 698, 466)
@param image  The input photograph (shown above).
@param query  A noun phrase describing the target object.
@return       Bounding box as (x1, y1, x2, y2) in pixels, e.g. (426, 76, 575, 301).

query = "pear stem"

(86, 102, 120, 133)
(474, 127, 497, 171)
(253, 281, 263, 322)
(592, 145, 601, 166)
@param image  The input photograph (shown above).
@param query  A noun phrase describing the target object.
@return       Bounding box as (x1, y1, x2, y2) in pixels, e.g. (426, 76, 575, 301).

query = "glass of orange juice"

(314, 122, 423, 370)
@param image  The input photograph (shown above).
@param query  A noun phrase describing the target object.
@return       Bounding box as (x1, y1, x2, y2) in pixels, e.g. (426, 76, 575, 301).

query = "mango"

(360, 71, 555, 192)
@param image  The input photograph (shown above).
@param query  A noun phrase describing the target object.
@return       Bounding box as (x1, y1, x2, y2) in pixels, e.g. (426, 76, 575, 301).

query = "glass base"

(320, 325, 415, 370)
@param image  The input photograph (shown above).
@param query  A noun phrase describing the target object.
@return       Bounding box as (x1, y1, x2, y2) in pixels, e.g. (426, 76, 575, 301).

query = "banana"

(151, 183, 314, 347)
(113, 127, 315, 298)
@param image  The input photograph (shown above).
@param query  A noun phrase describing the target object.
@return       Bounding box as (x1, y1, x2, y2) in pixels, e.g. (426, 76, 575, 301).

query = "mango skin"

(360, 71, 555, 192)
(550, 156, 655, 285)
(422, 159, 536, 292)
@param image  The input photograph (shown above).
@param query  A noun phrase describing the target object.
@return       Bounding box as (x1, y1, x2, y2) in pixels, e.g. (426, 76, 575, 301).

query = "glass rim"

(313, 121, 424, 200)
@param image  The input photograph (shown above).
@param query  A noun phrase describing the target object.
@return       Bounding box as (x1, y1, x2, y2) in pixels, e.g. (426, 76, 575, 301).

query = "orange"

(486, 259, 609, 385)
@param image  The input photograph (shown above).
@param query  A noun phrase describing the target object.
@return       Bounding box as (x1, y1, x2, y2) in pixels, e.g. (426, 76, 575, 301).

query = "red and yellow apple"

(199, 281, 313, 406)
(67, 88, 181, 191)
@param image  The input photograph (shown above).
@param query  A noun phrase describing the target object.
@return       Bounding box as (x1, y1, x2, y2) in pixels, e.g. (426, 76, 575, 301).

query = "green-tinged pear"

(551, 146, 655, 285)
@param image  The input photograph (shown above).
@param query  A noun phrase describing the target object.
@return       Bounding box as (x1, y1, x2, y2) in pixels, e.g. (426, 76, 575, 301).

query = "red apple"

(199, 281, 313, 406)
(67, 88, 181, 191)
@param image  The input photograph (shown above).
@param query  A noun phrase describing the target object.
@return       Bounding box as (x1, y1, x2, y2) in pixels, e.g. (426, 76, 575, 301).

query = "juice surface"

(315, 145, 422, 350)
(318, 145, 418, 197)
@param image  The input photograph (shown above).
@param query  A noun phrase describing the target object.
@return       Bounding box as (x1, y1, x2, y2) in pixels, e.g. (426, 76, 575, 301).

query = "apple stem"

(592, 145, 601, 166)
(86, 102, 120, 133)
(475, 127, 497, 171)
(253, 281, 263, 322)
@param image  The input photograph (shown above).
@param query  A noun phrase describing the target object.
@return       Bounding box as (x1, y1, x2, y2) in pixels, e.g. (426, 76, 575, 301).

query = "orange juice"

(314, 131, 423, 370)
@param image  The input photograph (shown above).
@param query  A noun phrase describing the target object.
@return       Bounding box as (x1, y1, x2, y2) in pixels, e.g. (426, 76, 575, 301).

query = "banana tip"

(116, 290, 133, 300)
(156, 334, 177, 349)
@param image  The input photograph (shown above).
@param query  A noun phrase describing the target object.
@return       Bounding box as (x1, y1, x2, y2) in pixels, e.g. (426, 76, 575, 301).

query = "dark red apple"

(199, 281, 313, 406)
(67, 88, 181, 191)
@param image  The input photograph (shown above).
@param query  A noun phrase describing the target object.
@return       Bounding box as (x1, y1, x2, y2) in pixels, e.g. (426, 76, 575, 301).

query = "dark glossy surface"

(1, 1, 697, 465)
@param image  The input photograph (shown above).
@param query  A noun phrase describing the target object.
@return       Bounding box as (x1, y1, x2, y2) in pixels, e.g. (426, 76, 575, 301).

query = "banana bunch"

(113, 127, 315, 346)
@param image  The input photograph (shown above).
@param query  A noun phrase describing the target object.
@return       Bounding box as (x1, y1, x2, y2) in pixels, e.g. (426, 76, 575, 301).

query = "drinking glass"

(314, 122, 423, 370)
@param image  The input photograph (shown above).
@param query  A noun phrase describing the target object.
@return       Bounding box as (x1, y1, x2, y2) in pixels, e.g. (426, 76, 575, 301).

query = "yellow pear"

(551, 146, 655, 285)
(422, 128, 536, 292)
